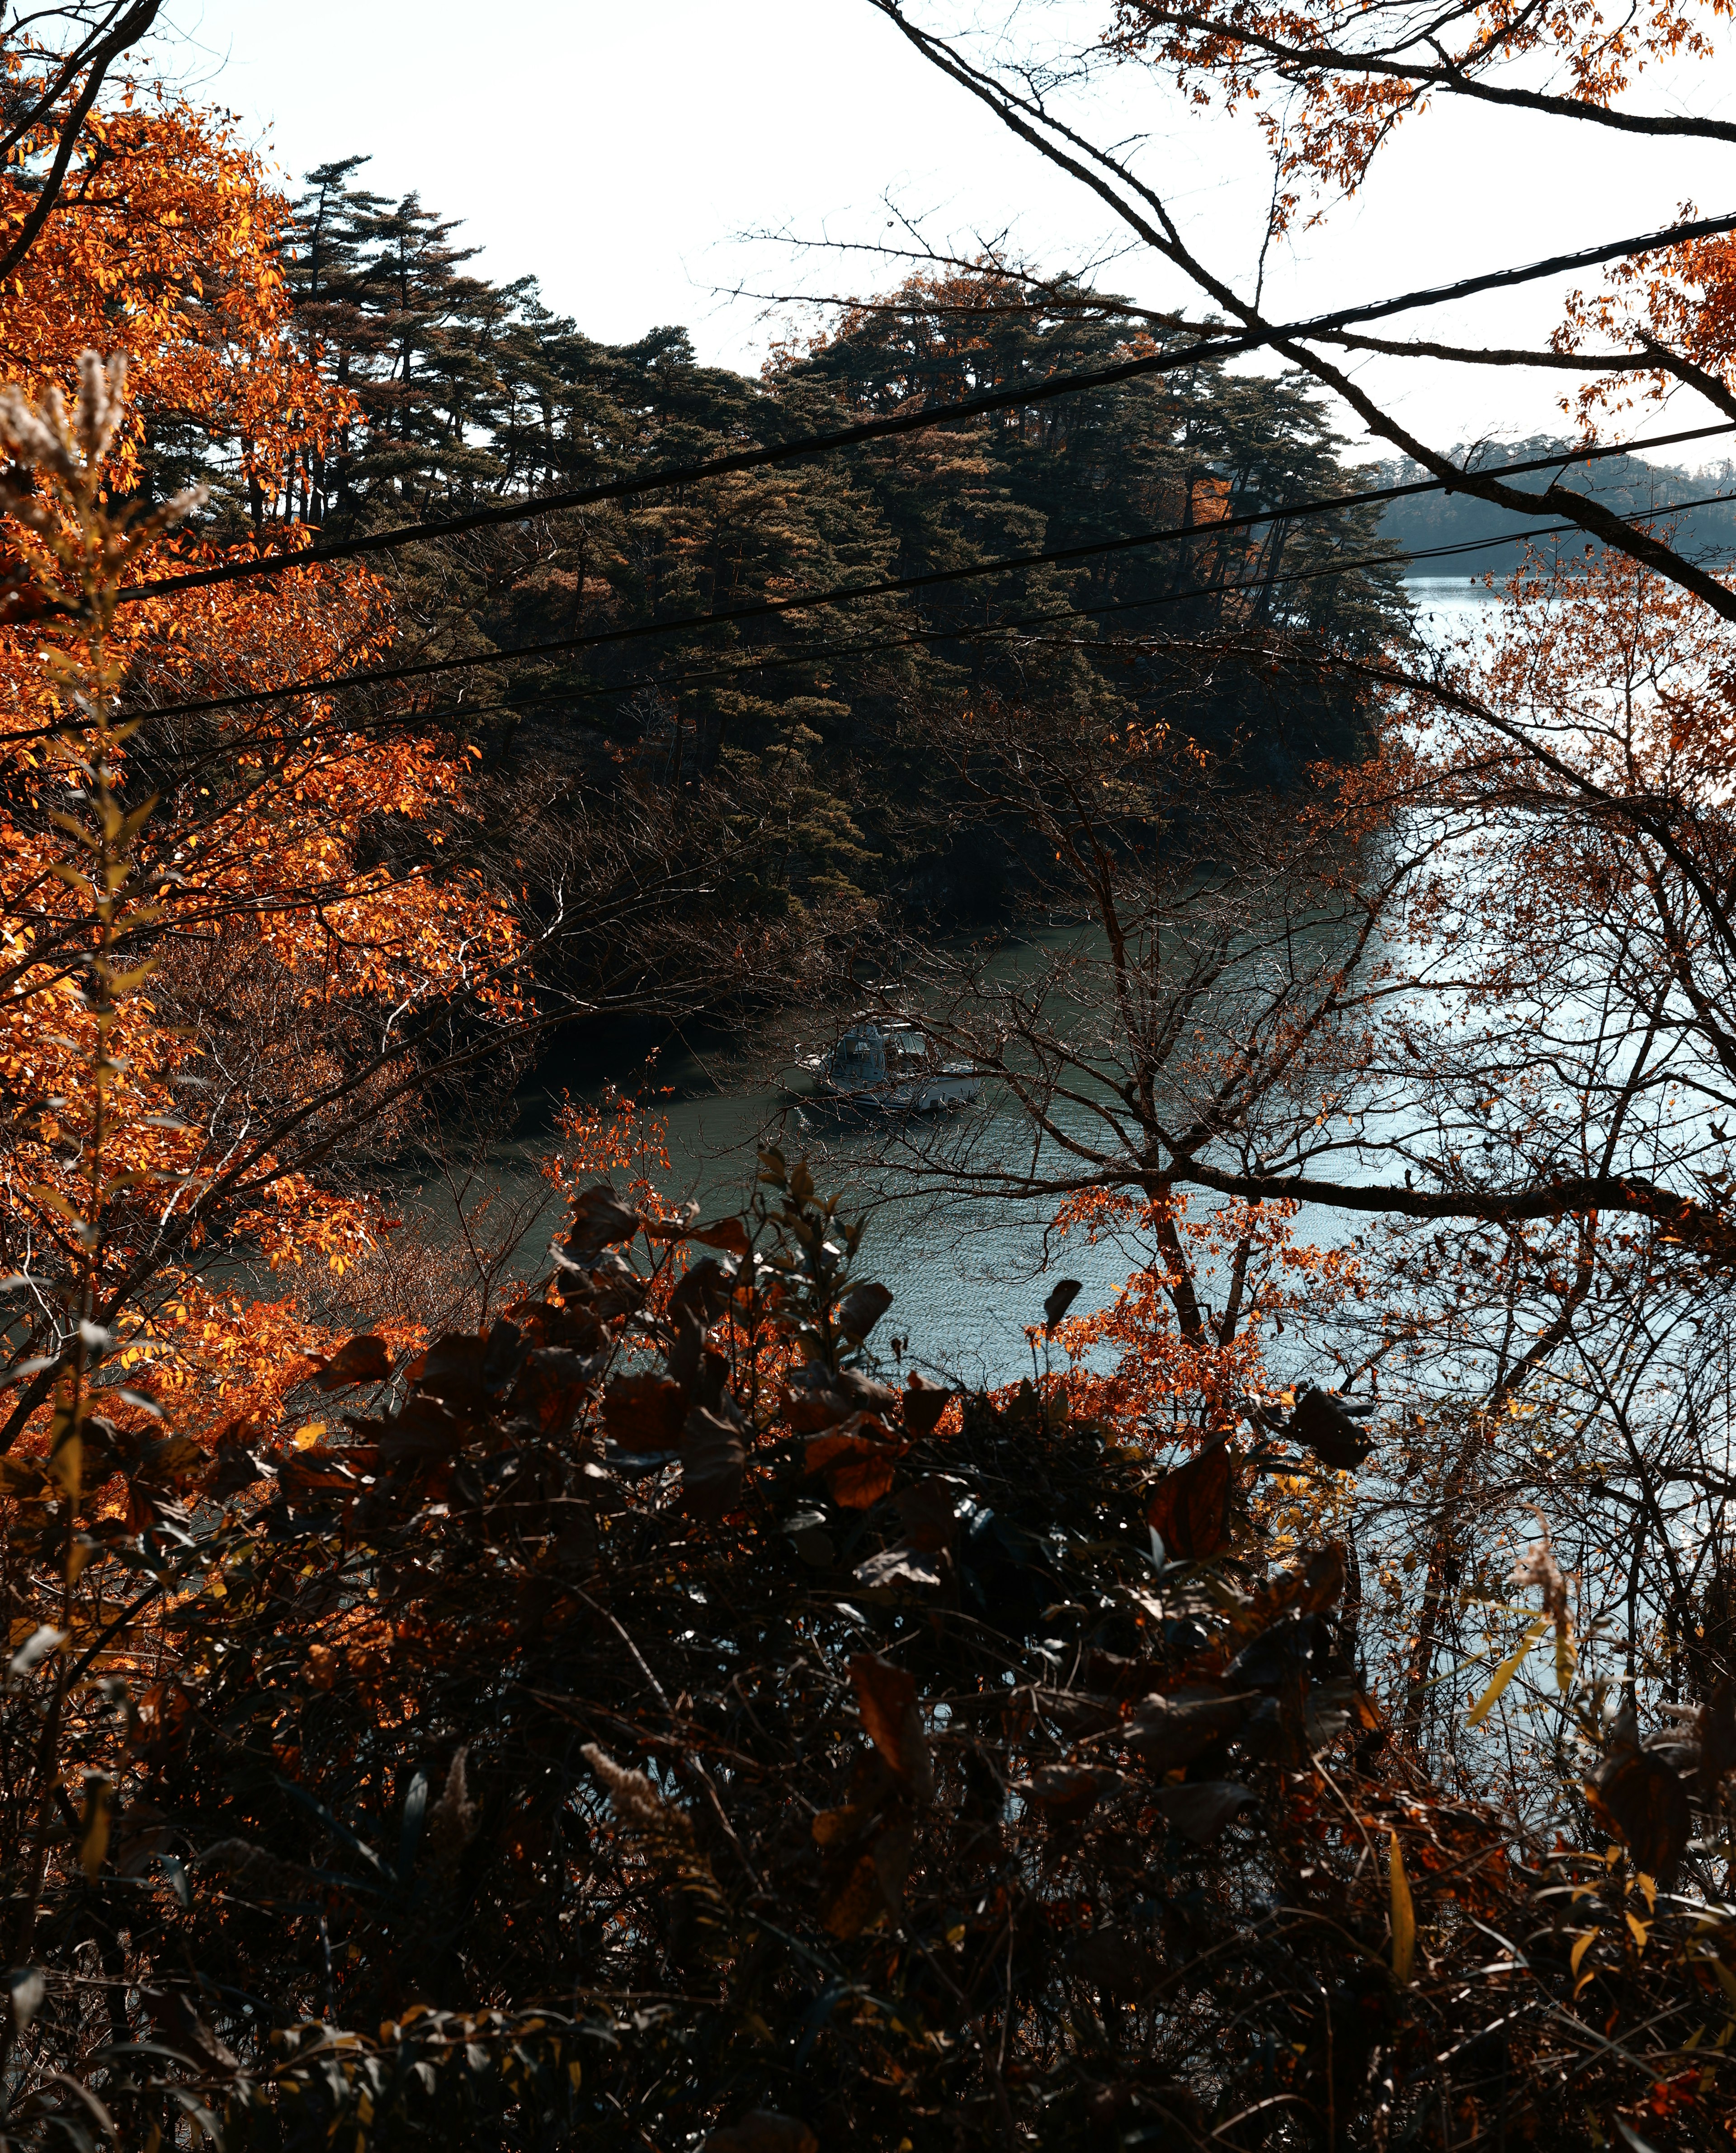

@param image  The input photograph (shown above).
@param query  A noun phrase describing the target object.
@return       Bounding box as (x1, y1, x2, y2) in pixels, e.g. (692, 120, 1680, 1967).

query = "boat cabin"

(827, 1023, 932, 1087)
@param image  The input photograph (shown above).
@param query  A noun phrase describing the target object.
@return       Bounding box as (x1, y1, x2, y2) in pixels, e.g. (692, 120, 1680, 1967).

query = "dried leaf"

(78, 1775, 113, 1879)
(872, 1823, 914, 1912)
(690, 1217, 751, 1257)
(836, 1281, 893, 1339)
(1466, 1616, 1548, 1728)
(1147, 1441, 1233, 1560)
(682, 1407, 746, 1520)
(670, 1256, 732, 1327)
(1150, 1781, 1254, 1845)
(850, 1652, 934, 1800)
(1696, 1679, 1736, 1799)
(1389, 1830, 1415, 1984)
(5, 1968, 43, 2033)
(1021, 1762, 1119, 1820)
(901, 1374, 953, 1439)
(643, 1212, 750, 1258)
(854, 1543, 943, 1590)
(312, 1334, 392, 1391)
(1042, 1277, 1083, 1333)
(784, 1389, 852, 1434)
(1288, 1386, 1374, 1470)
(565, 1182, 642, 1264)
(8, 1624, 66, 1678)
(703, 2111, 817, 2153)
(144, 1987, 238, 2074)
(1586, 1745, 1692, 1884)
(895, 1476, 959, 1551)
(804, 1427, 903, 1508)
(604, 1372, 687, 1453)
(820, 1851, 882, 1940)
(1123, 1688, 1250, 1769)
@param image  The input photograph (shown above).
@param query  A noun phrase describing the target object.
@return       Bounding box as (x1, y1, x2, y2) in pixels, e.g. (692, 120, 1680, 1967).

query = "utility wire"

(176, 490, 1736, 749)
(116, 207, 1736, 605)
(132, 423, 1736, 725)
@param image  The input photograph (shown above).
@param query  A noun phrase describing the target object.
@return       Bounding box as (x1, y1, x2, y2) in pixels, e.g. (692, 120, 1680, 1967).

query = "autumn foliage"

(9, 13, 1736, 2152)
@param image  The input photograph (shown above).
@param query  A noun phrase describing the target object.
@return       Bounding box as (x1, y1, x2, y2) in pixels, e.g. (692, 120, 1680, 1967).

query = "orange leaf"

(850, 1651, 934, 1801)
(603, 1372, 686, 1453)
(1147, 1440, 1233, 1560)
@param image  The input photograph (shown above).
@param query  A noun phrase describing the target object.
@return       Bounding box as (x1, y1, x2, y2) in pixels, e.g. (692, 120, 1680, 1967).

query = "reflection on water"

(410, 573, 1514, 1386)
(1406, 575, 1504, 649)
(420, 986, 1145, 1390)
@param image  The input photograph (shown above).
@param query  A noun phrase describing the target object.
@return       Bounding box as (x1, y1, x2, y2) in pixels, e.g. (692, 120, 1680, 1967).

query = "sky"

(152, 1, 1736, 466)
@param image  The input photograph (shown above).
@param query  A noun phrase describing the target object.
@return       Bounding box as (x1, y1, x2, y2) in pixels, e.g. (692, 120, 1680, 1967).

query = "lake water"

(414, 576, 1504, 1385)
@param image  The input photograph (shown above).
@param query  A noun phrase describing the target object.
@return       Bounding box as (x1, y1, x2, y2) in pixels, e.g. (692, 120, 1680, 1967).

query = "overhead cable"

(117, 206, 1736, 605)
(132, 423, 1736, 725)
(123, 487, 1736, 763)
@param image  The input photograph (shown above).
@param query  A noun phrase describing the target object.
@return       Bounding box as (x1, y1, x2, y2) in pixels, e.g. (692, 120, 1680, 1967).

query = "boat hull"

(809, 1072, 981, 1113)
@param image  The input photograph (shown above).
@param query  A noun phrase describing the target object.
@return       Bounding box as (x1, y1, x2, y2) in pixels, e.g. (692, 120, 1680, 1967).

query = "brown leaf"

(784, 1390, 852, 1434)
(510, 1346, 593, 1437)
(854, 1543, 943, 1590)
(820, 1851, 883, 1939)
(682, 1407, 745, 1520)
(837, 1369, 900, 1412)
(1696, 1679, 1736, 1799)
(565, 1182, 642, 1264)
(1123, 1688, 1252, 1770)
(312, 1334, 392, 1391)
(1146, 1441, 1233, 1560)
(689, 1217, 751, 1257)
(1078, 1921, 1158, 2001)
(1586, 1745, 1692, 1882)
(1150, 1781, 1255, 1845)
(872, 1822, 914, 1912)
(703, 2112, 817, 2153)
(644, 1208, 748, 1255)
(835, 1281, 893, 1339)
(901, 1374, 953, 1439)
(1021, 1762, 1119, 1821)
(669, 1256, 732, 1328)
(1042, 1277, 1083, 1333)
(604, 1372, 687, 1453)
(850, 1652, 934, 1800)
(805, 1425, 904, 1508)
(1288, 1387, 1374, 1470)
(895, 1475, 958, 1551)
(639, 1203, 699, 1241)
(145, 1987, 239, 2074)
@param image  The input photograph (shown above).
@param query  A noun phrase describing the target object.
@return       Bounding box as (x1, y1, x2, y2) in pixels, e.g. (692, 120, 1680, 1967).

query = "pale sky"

(152, 2, 1736, 464)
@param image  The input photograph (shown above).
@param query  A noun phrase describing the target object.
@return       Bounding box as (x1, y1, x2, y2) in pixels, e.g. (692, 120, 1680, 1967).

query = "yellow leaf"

(1626, 1910, 1648, 1950)
(1390, 1830, 1415, 1985)
(1466, 1616, 1548, 1728)
(567, 2060, 583, 2090)
(1570, 1929, 1597, 1980)
(47, 1428, 80, 1506)
(292, 1422, 326, 1449)
(28, 1185, 84, 1226)
(79, 1777, 112, 1879)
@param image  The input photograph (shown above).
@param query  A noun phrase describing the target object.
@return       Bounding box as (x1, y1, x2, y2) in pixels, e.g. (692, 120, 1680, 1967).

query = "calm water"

(413, 577, 1502, 1385)
(420, 958, 1145, 1388)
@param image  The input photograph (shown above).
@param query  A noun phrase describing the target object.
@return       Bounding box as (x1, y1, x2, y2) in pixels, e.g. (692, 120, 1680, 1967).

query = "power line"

(116, 206, 1736, 606)
(132, 421, 1736, 725)
(181, 490, 1736, 749)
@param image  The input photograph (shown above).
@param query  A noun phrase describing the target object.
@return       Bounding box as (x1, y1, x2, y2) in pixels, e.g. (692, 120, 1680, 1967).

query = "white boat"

(798, 1021, 981, 1112)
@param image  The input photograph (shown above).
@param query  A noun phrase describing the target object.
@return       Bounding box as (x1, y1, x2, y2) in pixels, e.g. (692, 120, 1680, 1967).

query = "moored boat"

(797, 1020, 981, 1111)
